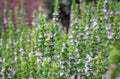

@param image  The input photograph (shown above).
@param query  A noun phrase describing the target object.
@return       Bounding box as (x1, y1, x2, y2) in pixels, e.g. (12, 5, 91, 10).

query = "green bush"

(0, 0, 120, 79)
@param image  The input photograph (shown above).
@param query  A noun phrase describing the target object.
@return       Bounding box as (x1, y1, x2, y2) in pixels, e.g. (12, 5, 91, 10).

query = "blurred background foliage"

(45, 0, 120, 18)
(45, 0, 72, 18)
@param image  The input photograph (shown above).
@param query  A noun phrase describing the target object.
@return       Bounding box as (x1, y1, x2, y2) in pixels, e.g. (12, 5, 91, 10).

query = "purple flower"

(70, 13, 74, 20)
(8, 74, 12, 78)
(47, 33, 53, 38)
(60, 65, 64, 69)
(67, 61, 71, 66)
(8, 67, 16, 75)
(79, 32, 84, 36)
(84, 62, 89, 73)
(110, 11, 114, 15)
(69, 56, 74, 60)
(85, 26, 89, 30)
(71, 74, 75, 79)
(116, 75, 120, 79)
(92, 21, 97, 28)
(3, 18, 7, 24)
(53, 11, 59, 16)
(103, 8, 107, 13)
(75, 48, 78, 53)
(47, 57, 51, 62)
(96, 35, 101, 42)
(107, 31, 114, 39)
(1, 67, 5, 72)
(106, 24, 112, 30)
(35, 52, 42, 57)
(91, 18, 97, 28)
(0, 58, 5, 62)
(78, 74, 81, 79)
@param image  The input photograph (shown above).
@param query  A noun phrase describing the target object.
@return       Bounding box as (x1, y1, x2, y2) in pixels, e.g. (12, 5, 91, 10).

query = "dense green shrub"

(0, 0, 120, 79)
